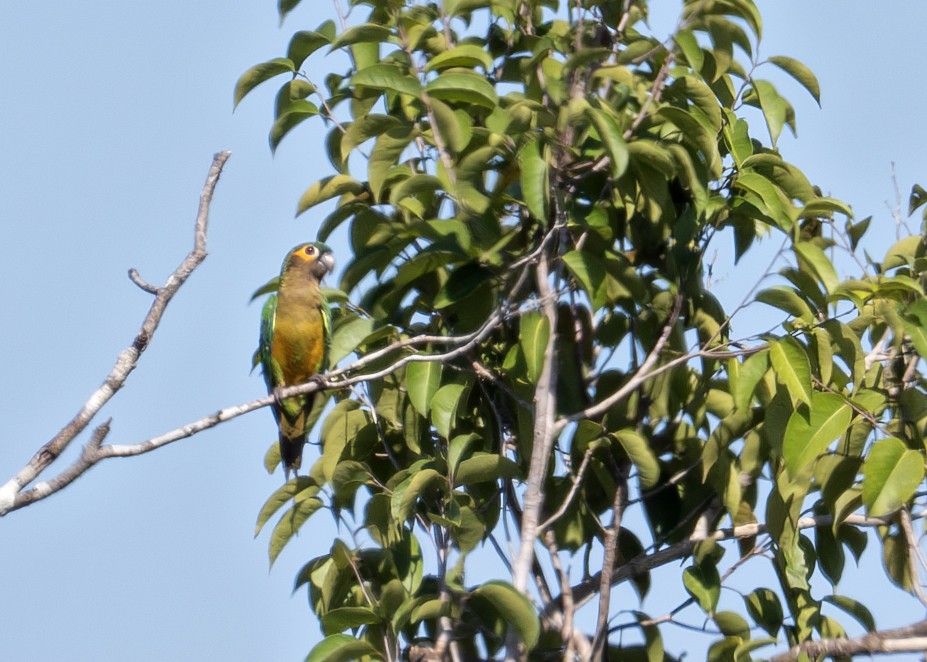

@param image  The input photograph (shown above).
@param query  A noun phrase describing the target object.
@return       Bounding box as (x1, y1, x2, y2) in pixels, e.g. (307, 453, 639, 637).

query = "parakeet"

(258, 242, 334, 478)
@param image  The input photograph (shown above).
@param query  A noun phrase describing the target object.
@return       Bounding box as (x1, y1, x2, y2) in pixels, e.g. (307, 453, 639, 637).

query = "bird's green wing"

(258, 293, 281, 393)
(319, 293, 332, 373)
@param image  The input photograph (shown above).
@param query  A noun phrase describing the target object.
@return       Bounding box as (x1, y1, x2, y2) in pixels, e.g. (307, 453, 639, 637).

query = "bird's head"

(283, 242, 335, 280)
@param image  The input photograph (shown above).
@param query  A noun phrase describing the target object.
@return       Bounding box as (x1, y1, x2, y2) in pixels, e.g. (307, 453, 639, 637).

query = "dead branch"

(0, 151, 231, 515)
(769, 619, 927, 662)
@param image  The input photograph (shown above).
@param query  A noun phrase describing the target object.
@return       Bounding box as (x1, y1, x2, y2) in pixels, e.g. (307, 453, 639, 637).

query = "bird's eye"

(304, 245, 315, 255)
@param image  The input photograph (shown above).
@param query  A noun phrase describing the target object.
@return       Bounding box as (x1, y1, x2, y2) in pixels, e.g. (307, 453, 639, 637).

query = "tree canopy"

(236, 0, 927, 659)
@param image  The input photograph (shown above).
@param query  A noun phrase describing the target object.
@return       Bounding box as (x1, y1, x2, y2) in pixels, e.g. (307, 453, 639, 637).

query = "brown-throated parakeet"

(258, 242, 333, 477)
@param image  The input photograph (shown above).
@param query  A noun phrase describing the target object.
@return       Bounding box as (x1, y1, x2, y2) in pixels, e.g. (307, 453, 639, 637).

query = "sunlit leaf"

(425, 72, 498, 108)
(351, 63, 422, 97)
(613, 429, 660, 490)
(863, 437, 924, 517)
(683, 563, 721, 615)
(296, 175, 366, 215)
(519, 312, 550, 384)
(783, 392, 853, 477)
(406, 360, 442, 416)
(304, 634, 381, 662)
(767, 55, 821, 105)
(769, 337, 812, 406)
(233, 58, 295, 109)
(471, 582, 540, 651)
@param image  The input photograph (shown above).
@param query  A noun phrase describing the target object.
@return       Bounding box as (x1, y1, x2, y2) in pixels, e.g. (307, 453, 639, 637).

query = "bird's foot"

(271, 386, 287, 408)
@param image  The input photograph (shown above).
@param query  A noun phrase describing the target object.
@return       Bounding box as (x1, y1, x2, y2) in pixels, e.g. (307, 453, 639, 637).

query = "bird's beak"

(319, 251, 335, 274)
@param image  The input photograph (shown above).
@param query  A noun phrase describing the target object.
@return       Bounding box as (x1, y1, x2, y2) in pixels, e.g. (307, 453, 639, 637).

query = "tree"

(231, 0, 927, 659)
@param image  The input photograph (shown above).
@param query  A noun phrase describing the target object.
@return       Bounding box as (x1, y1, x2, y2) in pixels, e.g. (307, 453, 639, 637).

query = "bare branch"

(899, 507, 927, 608)
(557, 294, 682, 430)
(511, 248, 560, 594)
(769, 620, 927, 662)
(546, 509, 927, 621)
(128, 268, 160, 294)
(537, 445, 594, 533)
(0, 151, 231, 516)
(591, 463, 628, 659)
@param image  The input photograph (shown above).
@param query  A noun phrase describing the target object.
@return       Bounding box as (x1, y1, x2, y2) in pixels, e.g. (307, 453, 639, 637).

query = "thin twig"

(769, 619, 927, 662)
(0, 151, 231, 515)
(591, 463, 628, 658)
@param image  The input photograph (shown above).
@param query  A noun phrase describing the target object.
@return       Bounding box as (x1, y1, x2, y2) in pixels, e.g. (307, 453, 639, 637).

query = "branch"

(545, 509, 927, 621)
(507, 248, 560, 661)
(769, 620, 927, 662)
(511, 248, 560, 593)
(556, 294, 682, 431)
(0, 151, 231, 516)
(899, 507, 927, 608)
(591, 463, 629, 658)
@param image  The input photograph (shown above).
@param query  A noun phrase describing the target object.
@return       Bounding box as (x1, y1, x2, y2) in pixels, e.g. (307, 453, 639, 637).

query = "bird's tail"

(279, 431, 306, 479)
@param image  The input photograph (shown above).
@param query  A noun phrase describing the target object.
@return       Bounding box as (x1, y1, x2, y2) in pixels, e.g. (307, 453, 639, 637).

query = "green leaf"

(351, 63, 422, 97)
(329, 23, 393, 50)
(320, 607, 381, 635)
(304, 634, 381, 662)
(735, 171, 790, 229)
(846, 216, 871, 251)
(799, 197, 853, 219)
(263, 441, 281, 474)
(425, 72, 499, 108)
(863, 437, 924, 517)
(910, 184, 927, 216)
(233, 58, 295, 109)
(755, 286, 814, 321)
(613, 429, 660, 490)
(795, 241, 839, 294)
(270, 100, 319, 152)
(518, 136, 548, 221)
(268, 494, 324, 565)
(296, 175, 366, 215)
(455, 453, 521, 485)
(883, 235, 922, 271)
(714, 611, 750, 637)
(519, 312, 550, 384)
(255, 476, 317, 536)
(904, 300, 927, 359)
(769, 337, 812, 406)
(278, 0, 302, 22)
(751, 80, 788, 146)
(783, 392, 853, 477)
(673, 29, 704, 73)
(425, 44, 494, 72)
(821, 594, 875, 632)
(586, 107, 630, 178)
(733, 350, 769, 411)
(428, 97, 471, 154)
(431, 382, 468, 439)
(396, 468, 446, 521)
(250, 276, 280, 302)
(744, 588, 783, 636)
(406, 361, 442, 416)
(341, 114, 403, 161)
(562, 250, 607, 310)
(329, 316, 374, 365)
(767, 55, 821, 106)
(471, 581, 540, 651)
(368, 126, 415, 201)
(683, 563, 721, 615)
(287, 23, 336, 68)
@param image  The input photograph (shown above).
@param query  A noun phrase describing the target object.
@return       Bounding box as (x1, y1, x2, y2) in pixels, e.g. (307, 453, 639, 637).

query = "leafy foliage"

(238, 0, 927, 659)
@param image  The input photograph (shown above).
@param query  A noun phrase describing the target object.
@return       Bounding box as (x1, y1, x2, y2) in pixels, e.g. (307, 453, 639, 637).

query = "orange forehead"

(289, 244, 319, 263)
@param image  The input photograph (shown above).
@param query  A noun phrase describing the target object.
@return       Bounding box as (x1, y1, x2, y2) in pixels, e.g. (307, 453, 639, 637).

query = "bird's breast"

(271, 301, 325, 385)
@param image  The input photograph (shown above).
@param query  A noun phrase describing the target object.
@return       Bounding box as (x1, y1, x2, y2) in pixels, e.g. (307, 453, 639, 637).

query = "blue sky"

(0, 2, 925, 660)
